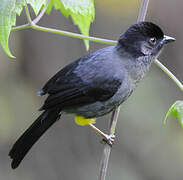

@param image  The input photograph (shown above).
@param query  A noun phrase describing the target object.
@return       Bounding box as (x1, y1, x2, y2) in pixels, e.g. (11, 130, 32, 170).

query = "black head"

(117, 22, 175, 58)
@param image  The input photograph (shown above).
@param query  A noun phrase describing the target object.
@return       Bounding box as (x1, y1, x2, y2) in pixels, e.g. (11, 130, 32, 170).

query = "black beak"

(162, 35, 176, 44)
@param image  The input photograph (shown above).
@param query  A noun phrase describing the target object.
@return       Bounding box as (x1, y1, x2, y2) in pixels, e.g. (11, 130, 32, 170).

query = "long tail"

(9, 108, 61, 169)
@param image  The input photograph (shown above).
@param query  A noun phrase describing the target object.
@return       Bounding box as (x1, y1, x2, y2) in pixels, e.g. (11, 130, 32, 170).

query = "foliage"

(46, 0, 95, 50)
(164, 101, 183, 128)
(0, 0, 94, 57)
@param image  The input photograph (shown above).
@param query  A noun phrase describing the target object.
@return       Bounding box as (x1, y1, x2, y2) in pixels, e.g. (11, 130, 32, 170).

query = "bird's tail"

(9, 108, 61, 169)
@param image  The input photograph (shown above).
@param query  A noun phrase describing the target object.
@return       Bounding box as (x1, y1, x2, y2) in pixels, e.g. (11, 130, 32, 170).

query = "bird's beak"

(162, 35, 176, 44)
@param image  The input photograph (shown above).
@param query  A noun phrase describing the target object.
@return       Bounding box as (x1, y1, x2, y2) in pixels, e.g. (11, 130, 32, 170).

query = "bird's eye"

(149, 37, 156, 45)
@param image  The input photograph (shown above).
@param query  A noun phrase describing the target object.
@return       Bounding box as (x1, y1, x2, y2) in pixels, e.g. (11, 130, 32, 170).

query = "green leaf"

(0, 0, 46, 57)
(164, 101, 183, 128)
(0, 0, 18, 57)
(27, 0, 47, 15)
(47, 0, 95, 50)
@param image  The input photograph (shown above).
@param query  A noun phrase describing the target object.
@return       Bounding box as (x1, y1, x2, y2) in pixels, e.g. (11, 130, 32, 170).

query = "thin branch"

(99, 108, 120, 180)
(98, 0, 150, 180)
(32, 24, 117, 45)
(11, 24, 30, 31)
(154, 59, 183, 92)
(12, 23, 117, 44)
(137, 0, 150, 21)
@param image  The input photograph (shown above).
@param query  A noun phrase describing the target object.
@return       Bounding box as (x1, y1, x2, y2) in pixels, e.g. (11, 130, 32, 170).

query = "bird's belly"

(64, 82, 133, 118)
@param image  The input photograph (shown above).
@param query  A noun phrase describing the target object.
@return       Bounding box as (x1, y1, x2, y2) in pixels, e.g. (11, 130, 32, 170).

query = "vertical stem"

(99, 108, 120, 180)
(98, 1, 150, 180)
(137, 0, 150, 22)
(99, 145, 111, 180)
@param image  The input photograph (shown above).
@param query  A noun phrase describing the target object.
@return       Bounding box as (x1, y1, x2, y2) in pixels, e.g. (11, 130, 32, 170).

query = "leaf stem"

(24, 0, 34, 26)
(12, 0, 49, 32)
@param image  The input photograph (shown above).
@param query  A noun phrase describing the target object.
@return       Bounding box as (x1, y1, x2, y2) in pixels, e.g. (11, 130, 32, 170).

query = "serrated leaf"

(0, 0, 46, 57)
(0, 0, 22, 57)
(164, 101, 183, 128)
(46, 0, 95, 50)
(27, 0, 47, 15)
(46, 0, 69, 16)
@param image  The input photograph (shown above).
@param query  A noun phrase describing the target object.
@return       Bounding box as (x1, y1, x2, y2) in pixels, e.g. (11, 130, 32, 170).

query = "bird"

(9, 21, 175, 169)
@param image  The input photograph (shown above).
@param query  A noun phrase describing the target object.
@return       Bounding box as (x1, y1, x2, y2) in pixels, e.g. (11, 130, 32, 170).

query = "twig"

(137, 0, 150, 22)
(154, 59, 183, 92)
(99, 108, 120, 180)
(12, 23, 30, 31)
(12, 22, 117, 44)
(98, 1, 150, 180)
(32, 24, 117, 45)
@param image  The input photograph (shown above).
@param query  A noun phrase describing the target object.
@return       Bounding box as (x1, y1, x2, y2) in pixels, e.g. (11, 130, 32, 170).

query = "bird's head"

(117, 22, 175, 58)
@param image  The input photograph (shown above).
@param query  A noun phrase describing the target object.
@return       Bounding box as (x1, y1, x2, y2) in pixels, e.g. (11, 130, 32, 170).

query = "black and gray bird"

(9, 22, 175, 169)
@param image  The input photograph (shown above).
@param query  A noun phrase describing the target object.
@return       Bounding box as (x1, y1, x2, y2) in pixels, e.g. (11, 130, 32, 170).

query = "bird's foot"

(102, 134, 115, 146)
(88, 123, 115, 146)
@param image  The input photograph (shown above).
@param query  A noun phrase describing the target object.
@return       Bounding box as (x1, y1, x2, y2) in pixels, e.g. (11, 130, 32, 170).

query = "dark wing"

(39, 48, 123, 110)
(40, 76, 121, 110)
(38, 58, 81, 96)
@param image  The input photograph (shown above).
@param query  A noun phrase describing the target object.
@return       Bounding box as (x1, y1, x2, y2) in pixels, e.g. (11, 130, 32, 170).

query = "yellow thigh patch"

(75, 115, 96, 126)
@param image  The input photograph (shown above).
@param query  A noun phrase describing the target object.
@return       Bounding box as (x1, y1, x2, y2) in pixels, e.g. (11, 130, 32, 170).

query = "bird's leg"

(88, 123, 115, 145)
(74, 115, 115, 145)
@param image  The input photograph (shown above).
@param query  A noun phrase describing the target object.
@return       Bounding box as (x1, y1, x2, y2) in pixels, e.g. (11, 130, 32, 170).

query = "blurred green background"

(1, 0, 183, 179)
